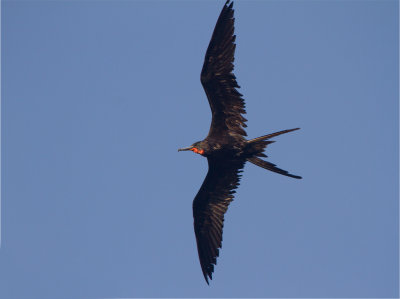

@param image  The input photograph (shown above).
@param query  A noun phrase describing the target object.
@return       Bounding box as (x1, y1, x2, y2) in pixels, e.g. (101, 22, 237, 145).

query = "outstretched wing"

(201, 0, 247, 142)
(192, 156, 245, 284)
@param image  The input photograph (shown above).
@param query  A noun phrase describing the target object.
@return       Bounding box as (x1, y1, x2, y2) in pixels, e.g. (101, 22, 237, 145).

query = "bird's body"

(178, 0, 301, 284)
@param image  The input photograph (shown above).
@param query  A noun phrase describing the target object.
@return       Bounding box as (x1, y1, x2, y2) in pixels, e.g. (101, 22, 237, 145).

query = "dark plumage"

(178, 0, 302, 284)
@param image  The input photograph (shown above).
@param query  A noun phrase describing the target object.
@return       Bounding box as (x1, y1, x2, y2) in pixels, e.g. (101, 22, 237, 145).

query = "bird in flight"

(178, 0, 302, 284)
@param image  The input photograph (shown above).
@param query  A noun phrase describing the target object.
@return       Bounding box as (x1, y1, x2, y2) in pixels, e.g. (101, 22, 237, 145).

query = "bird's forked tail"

(246, 128, 302, 179)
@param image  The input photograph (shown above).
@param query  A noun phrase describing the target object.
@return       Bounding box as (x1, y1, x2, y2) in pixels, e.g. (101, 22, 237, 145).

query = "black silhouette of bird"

(178, 0, 302, 284)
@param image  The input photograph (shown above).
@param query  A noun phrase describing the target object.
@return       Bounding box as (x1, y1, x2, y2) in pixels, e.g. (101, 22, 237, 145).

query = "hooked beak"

(178, 146, 193, 152)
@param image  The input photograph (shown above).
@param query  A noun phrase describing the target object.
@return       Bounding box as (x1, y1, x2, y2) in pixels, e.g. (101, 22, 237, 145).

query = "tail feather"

(247, 157, 302, 179)
(245, 128, 301, 179)
(245, 128, 300, 158)
(247, 128, 300, 144)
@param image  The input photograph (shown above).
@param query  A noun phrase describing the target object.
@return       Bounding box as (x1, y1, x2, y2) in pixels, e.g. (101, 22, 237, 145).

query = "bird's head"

(178, 141, 206, 155)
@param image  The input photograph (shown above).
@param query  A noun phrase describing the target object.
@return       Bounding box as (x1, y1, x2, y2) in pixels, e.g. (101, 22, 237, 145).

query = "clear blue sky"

(1, 0, 398, 298)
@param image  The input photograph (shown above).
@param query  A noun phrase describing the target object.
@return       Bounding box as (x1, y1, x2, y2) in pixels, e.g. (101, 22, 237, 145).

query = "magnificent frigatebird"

(178, 0, 302, 284)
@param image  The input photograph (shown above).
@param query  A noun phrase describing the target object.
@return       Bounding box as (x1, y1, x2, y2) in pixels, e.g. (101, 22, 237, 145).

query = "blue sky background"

(1, 0, 398, 298)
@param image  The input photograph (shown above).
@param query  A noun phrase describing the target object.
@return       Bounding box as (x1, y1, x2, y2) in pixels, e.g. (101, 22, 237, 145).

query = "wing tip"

(203, 272, 211, 285)
(225, 0, 233, 8)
